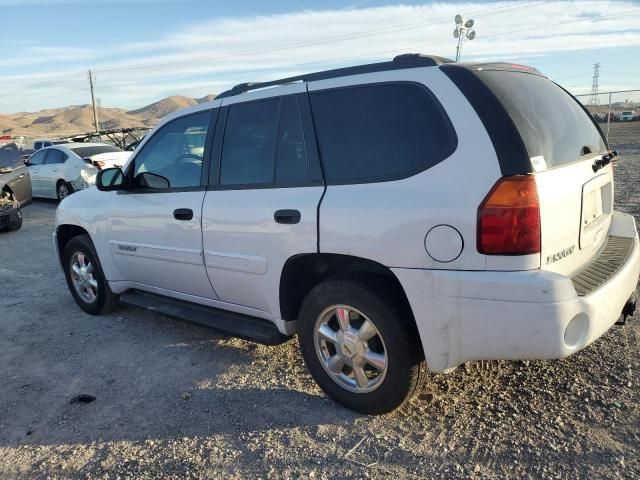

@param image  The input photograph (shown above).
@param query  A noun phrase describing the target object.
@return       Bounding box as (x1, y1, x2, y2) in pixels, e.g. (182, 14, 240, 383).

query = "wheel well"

(56, 224, 89, 259)
(2, 185, 14, 197)
(279, 253, 412, 322)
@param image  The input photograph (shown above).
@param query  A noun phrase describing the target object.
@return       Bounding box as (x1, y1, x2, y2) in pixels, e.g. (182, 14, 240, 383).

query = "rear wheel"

(62, 234, 118, 314)
(298, 277, 425, 414)
(57, 181, 73, 200)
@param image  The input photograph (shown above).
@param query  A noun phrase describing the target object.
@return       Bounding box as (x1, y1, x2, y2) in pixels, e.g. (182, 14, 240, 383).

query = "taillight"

(477, 175, 540, 255)
(93, 160, 106, 170)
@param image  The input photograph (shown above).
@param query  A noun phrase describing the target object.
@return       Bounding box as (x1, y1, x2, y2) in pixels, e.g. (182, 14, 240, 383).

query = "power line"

(93, 0, 563, 74)
(93, 6, 638, 94)
(3, 4, 638, 112)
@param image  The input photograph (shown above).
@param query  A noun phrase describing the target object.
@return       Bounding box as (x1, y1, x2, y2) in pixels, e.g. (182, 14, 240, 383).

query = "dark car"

(0, 143, 32, 232)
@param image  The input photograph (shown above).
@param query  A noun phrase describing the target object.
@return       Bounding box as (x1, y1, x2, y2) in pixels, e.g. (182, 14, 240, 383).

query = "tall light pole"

(453, 15, 476, 62)
(88, 69, 100, 134)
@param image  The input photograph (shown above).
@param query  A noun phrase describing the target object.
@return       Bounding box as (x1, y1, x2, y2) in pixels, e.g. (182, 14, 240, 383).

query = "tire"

(57, 181, 74, 200)
(298, 277, 426, 414)
(62, 234, 118, 315)
(5, 209, 22, 231)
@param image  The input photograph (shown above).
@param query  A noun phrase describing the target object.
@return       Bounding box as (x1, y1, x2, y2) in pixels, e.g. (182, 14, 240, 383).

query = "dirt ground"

(1, 122, 639, 479)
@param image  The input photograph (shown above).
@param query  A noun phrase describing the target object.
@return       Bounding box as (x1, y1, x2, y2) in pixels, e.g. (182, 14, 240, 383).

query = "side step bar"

(120, 290, 290, 345)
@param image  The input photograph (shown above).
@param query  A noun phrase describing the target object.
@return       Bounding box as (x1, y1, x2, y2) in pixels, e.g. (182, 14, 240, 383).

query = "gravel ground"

(1, 122, 639, 479)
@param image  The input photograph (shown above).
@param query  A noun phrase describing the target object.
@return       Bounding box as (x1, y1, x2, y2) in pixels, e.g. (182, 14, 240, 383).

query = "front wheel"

(1, 209, 22, 232)
(62, 234, 118, 314)
(298, 277, 426, 414)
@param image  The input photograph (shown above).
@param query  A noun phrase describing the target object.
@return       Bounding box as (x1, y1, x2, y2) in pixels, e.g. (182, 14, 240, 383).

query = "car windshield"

(0, 143, 22, 169)
(70, 145, 122, 158)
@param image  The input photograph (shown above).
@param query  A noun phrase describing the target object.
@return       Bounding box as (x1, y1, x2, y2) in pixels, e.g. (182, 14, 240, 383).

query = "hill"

(126, 95, 198, 120)
(0, 94, 217, 136)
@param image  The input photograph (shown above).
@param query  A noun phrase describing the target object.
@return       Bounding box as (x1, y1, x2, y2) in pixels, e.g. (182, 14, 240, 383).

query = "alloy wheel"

(70, 252, 98, 303)
(314, 305, 388, 394)
(58, 183, 70, 199)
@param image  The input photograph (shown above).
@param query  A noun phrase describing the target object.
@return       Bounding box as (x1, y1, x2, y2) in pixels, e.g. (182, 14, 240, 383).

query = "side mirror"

(96, 167, 126, 191)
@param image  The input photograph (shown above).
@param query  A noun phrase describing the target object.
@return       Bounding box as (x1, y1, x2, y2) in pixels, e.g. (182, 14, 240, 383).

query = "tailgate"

(536, 160, 613, 275)
(475, 70, 612, 276)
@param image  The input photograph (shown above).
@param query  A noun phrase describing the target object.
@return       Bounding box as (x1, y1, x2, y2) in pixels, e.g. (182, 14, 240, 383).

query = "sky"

(1, 0, 640, 113)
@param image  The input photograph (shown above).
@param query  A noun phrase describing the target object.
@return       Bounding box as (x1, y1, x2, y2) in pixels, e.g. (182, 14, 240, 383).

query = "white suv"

(54, 54, 640, 414)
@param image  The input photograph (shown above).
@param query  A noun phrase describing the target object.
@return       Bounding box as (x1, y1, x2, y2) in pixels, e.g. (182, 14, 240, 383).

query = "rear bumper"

(393, 211, 640, 373)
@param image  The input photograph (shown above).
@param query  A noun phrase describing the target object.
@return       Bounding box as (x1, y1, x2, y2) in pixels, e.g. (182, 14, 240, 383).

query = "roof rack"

(217, 53, 454, 99)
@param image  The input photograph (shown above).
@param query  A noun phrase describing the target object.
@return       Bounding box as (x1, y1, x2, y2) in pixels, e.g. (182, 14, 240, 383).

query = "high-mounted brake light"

(477, 176, 540, 255)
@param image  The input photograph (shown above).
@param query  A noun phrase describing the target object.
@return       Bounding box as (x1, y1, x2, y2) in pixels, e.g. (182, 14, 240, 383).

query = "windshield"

(0, 143, 22, 169)
(70, 145, 122, 158)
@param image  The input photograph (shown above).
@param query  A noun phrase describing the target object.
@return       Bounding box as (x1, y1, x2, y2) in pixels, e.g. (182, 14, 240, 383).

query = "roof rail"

(217, 53, 454, 99)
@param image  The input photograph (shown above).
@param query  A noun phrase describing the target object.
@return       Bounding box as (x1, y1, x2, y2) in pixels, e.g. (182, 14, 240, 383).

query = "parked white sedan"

(26, 143, 131, 199)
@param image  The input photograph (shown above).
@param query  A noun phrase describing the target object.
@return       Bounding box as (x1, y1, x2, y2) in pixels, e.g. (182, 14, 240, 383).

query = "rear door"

(478, 70, 611, 275)
(202, 85, 324, 317)
(40, 148, 68, 196)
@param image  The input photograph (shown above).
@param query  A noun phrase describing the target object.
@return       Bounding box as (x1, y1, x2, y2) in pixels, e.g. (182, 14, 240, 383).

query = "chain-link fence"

(575, 89, 640, 147)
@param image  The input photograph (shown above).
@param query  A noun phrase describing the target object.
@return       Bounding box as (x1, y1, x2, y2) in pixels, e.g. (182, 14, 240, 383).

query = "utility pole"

(589, 63, 600, 106)
(88, 69, 100, 133)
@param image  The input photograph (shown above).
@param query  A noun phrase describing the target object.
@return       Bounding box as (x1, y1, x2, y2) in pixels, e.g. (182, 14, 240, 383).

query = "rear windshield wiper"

(593, 150, 617, 173)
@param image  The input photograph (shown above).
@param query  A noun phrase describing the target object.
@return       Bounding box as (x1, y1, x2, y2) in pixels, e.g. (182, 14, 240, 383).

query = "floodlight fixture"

(453, 15, 476, 62)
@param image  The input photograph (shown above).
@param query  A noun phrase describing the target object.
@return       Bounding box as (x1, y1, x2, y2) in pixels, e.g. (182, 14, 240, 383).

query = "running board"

(119, 290, 290, 345)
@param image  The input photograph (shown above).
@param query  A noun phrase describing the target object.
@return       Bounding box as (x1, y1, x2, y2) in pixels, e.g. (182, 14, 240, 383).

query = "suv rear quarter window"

(309, 83, 457, 184)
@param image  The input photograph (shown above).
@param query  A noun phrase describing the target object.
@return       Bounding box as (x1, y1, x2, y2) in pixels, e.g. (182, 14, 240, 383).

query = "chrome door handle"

(52, 169, 59, 172)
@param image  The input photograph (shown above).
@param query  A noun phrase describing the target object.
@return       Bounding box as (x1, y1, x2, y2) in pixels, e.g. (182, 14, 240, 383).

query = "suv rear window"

(479, 71, 606, 169)
(309, 83, 456, 184)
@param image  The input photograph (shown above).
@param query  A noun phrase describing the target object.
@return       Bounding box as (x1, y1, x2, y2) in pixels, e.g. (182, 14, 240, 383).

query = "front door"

(26, 149, 48, 196)
(107, 109, 218, 299)
(202, 87, 324, 317)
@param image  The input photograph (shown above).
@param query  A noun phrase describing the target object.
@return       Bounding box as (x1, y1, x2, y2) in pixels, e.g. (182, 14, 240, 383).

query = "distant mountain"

(0, 94, 217, 136)
(197, 94, 216, 104)
(126, 95, 199, 120)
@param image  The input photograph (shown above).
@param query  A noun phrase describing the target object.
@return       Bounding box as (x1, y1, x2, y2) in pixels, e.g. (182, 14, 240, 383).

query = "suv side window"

(219, 95, 316, 187)
(310, 83, 457, 184)
(220, 98, 279, 186)
(28, 150, 47, 166)
(133, 110, 211, 189)
(45, 149, 67, 164)
(275, 96, 308, 183)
